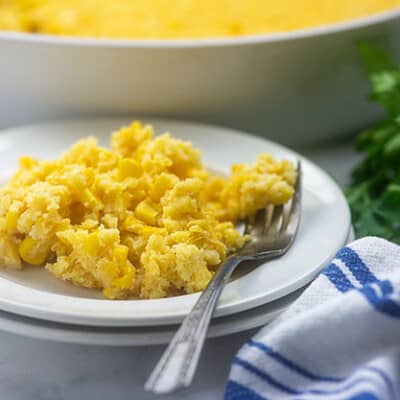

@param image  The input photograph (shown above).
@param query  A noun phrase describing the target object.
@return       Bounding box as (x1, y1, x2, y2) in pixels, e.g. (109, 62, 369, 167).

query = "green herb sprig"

(346, 45, 400, 242)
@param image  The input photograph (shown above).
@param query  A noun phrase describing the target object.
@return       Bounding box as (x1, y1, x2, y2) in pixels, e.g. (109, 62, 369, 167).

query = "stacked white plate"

(0, 118, 352, 346)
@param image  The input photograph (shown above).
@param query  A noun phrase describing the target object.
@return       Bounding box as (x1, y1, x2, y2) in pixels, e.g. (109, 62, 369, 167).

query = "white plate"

(0, 288, 305, 346)
(0, 118, 351, 326)
(0, 228, 355, 346)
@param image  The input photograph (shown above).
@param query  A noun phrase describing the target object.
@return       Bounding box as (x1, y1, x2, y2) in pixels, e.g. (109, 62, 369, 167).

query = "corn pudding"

(0, 1, 398, 40)
(0, 122, 295, 299)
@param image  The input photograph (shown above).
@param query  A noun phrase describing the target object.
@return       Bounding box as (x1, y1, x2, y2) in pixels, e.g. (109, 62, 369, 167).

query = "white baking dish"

(0, 9, 399, 145)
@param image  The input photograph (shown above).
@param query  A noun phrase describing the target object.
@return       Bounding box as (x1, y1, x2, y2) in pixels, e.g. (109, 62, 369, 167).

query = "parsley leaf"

(346, 45, 400, 243)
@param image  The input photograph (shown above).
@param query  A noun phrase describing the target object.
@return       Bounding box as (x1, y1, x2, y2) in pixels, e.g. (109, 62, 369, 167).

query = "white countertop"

(0, 137, 358, 400)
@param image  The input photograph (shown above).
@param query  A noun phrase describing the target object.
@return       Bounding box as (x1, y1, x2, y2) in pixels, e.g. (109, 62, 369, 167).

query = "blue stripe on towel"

(247, 340, 341, 382)
(233, 357, 299, 395)
(225, 380, 268, 400)
(293, 394, 379, 400)
(336, 247, 377, 285)
(360, 283, 400, 319)
(375, 279, 394, 296)
(328, 247, 400, 319)
(347, 393, 380, 400)
(364, 367, 396, 400)
(233, 357, 386, 397)
(323, 262, 354, 292)
(247, 340, 395, 398)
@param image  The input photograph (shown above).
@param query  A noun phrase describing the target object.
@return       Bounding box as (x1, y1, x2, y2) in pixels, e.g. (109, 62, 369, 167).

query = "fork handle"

(144, 255, 242, 394)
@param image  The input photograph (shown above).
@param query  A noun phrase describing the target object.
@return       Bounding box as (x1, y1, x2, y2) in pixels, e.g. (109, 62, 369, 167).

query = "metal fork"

(145, 161, 302, 394)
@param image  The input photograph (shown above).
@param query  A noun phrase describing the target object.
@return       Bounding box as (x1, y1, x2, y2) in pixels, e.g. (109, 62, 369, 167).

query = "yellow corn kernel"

(112, 245, 129, 263)
(113, 267, 135, 289)
(149, 173, 179, 202)
(5, 210, 18, 233)
(18, 236, 49, 266)
(83, 232, 99, 256)
(118, 158, 142, 179)
(80, 188, 99, 208)
(100, 261, 117, 284)
(123, 216, 144, 233)
(84, 168, 95, 186)
(134, 200, 158, 226)
(139, 226, 167, 237)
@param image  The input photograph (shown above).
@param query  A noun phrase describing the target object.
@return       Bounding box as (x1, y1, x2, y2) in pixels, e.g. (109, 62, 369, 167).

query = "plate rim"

(0, 288, 305, 346)
(0, 117, 351, 326)
(0, 230, 354, 346)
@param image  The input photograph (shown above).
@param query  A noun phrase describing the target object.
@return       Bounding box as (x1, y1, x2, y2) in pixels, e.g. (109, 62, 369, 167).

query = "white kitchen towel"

(225, 237, 400, 400)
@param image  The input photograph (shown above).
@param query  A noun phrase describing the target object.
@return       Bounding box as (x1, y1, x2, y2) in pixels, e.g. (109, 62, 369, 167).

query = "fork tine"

(263, 204, 274, 233)
(265, 204, 283, 235)
(280, 161, 301, 234)
(247, 207, 269, 237)
(243, 220, 252, 235)
(279, 203, 290, 235)
(285, 160, 302, 236)
(245, 206, 266, 234)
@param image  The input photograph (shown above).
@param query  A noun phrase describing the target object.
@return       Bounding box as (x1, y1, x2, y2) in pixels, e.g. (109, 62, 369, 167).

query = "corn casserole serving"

(0, 0, 398, 40)
(0, 122, 296, 299)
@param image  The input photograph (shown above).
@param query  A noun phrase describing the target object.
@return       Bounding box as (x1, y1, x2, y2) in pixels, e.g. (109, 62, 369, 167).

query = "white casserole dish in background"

(0, 9, 399, 146)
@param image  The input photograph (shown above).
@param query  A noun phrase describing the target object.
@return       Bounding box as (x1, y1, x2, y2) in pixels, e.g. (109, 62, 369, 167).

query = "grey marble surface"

(0, 329, 258, 400)
(0, 138, 358, 400)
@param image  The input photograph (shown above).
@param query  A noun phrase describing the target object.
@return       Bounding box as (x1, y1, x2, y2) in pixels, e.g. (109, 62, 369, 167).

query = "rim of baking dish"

(0, 8, 399, 48)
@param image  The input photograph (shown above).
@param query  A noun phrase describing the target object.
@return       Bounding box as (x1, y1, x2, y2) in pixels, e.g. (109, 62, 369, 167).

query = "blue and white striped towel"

(225, 237, 400, 400)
